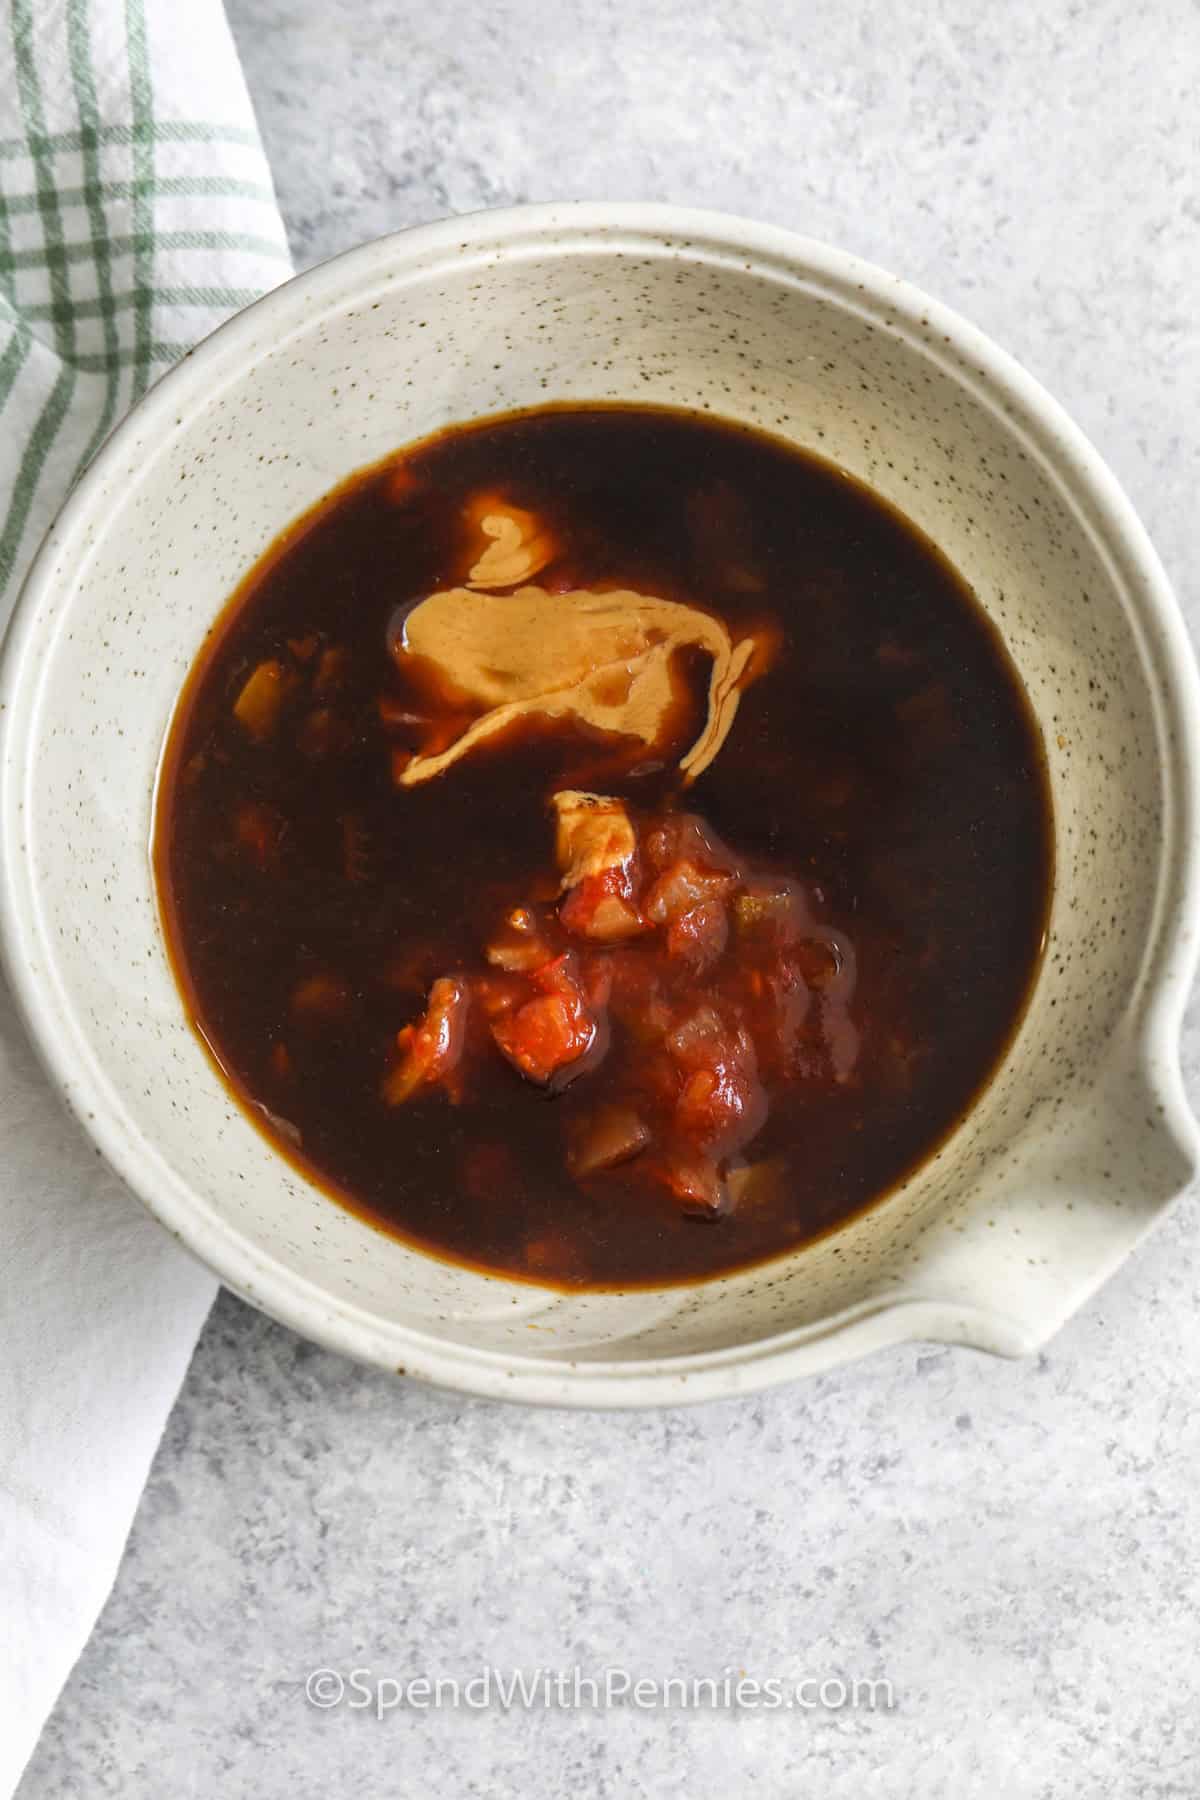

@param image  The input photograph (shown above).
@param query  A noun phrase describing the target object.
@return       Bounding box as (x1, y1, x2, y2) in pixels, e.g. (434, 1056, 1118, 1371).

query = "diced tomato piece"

(383, 975, 470, 1104)
(492, 990, 597, 1086)
(609, 965, 673, 1044)
(651, 1148, 729, 1217)
(486, 951, 602, 1083)
(676, 1059, 760, 1149)
(474, 971, 528, 1018)
(666, 898, 728, 969)
(580, 955, 614, 1010)
(369, 799, 855, 1214)
(666, 1004, 728, 1067)
(486, 905, 555, 972)
(560, 868, 646, 941)
(640, 1047, 685, 1108)
(605, 950, 660, 1006)
(666, 1010, 766, 1154)
(530, 950, 585, 998)
(644, 858, 737, 925)
(643, 812, 741, 876)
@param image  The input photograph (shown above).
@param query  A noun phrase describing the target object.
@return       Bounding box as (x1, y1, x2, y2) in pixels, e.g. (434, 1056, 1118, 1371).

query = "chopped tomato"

(643, 858, 736, 925)
(676, 1058, 758, 1149)
(380, 798, 856, 1219)
(530, 950, 586, 997)
(643, 812, 739, 876)
(492, 990, 597, 1086)
(560, 868, 646, 941)
(489, 953, 601, 1083)
(474, 971, 528, 1018)
(639, 1047, 686, 1109)
(651, 1148, 729, 1217)
(486, 906, 554, 972)
(674, 1028, 765, 1154)
(666, 898, 728, 969)
(383, 975, 470, 1104)
(579, 954, 614, 1010)
(666, 1004, 728, 1066)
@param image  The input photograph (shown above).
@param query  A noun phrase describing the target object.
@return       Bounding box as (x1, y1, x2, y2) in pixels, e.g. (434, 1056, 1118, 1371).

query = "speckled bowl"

(2, 203, 1198, 1406)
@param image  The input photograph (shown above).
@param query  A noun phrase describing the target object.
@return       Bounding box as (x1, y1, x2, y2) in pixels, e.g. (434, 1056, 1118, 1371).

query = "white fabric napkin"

(0, 4, 292, 1790)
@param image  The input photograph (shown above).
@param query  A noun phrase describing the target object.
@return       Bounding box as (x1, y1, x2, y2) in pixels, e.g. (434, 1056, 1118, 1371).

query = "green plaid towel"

(0, 4, 291, 1792)
(0, 0, 292, 611)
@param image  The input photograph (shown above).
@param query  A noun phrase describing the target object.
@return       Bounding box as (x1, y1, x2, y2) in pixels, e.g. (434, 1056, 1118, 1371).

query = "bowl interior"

(5, 212, 1195, 1391)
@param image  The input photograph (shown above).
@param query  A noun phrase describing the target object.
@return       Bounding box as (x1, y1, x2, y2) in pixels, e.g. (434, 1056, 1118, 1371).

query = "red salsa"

(155, 404, 1052, 1288)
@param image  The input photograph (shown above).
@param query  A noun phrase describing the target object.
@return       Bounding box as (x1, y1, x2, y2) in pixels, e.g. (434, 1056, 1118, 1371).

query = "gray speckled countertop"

(18, 2, 1200, 1795)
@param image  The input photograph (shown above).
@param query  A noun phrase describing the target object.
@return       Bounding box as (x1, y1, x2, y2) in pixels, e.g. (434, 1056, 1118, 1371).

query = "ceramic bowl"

(2, 203, 1198, 1406)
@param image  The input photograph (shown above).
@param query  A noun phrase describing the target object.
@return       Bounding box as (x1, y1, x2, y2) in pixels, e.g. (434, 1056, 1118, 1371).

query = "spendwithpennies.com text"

(304, 1666, 897, 1718)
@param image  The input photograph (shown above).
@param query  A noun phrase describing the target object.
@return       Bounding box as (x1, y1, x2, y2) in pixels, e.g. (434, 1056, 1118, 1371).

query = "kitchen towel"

(0, 2, 292, 1791)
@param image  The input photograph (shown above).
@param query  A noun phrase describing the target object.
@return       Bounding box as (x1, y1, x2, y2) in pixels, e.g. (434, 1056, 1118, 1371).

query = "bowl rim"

(2, 200, 1198, 1407)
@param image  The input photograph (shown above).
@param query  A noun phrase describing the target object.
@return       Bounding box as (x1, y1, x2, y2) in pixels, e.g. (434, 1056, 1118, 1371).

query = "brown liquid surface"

(155, 405, 1052, 1288)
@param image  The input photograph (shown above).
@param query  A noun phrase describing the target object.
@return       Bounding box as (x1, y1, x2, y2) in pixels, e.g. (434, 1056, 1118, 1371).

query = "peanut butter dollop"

(393, 506, 764, 786)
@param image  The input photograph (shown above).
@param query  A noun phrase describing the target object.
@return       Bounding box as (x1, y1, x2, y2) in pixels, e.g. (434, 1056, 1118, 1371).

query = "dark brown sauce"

(155, 404, 1052, 1289)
